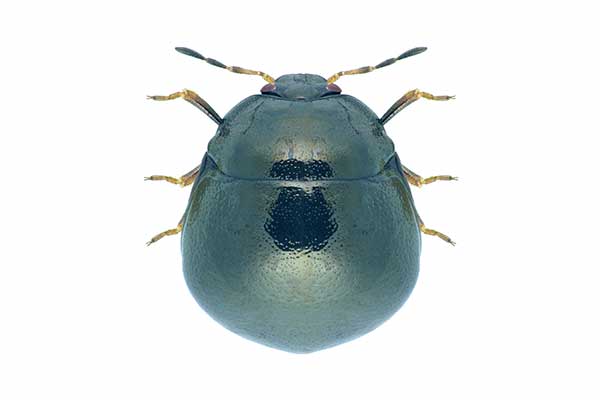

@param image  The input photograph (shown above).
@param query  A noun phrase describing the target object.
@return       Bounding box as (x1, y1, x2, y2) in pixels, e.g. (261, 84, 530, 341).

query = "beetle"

(145, 46, 456, 353)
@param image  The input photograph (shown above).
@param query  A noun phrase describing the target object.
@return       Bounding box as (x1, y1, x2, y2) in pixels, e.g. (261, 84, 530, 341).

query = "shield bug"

(146, 46, 456, 353)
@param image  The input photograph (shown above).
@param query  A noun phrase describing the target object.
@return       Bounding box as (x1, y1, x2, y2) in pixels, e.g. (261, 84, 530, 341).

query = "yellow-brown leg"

(146, 215, 185, 246)
(418, 215, 455, 246)
(402, 165, 458, 188)
(380, 89, 454, 125)
(147, 89, 222, 125)
(144, 164, 200, 187)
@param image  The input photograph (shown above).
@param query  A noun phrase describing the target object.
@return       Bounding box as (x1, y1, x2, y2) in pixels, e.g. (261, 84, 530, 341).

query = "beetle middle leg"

(402, 165, 458, 188)
(146, 214, 185, 246)
(417, 215, 455, 246)
(379, 89, 454, 125)
(147, 89, 223, 125)
(145, 164, 200, 187)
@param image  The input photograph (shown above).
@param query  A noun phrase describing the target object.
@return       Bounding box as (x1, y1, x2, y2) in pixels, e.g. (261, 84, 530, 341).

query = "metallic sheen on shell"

(181, 74, 421, 353)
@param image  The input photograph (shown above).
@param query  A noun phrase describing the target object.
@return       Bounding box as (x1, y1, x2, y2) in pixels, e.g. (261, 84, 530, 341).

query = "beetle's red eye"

(261, 83, 276, 93)
(325, 83, 341, 93)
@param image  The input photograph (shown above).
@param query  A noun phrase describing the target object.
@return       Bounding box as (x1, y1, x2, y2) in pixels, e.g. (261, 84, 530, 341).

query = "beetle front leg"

(147, 89, 223, 125)
(402, 165, 458, 188)
(379, 89, 454, 125)
(146, 214, 185, 246)
(145, 164, 200, 187)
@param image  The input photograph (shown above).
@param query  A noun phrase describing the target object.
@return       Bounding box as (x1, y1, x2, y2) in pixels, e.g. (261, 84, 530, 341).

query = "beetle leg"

(417, 215, 455, 246)
(402, 165, 458, 187)
(146, 214, 185, 246)
(145, 164, 200, 187)
(147, 89, 223, 125)
(379, 89, 454, 125)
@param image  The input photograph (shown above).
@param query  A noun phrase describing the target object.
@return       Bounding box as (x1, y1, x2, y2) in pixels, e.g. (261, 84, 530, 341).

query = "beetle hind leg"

(417, 215, 455, 246)
(402, 165, 458, 188)
(146, 214, 185, 246)
(145, 164, 200, 187)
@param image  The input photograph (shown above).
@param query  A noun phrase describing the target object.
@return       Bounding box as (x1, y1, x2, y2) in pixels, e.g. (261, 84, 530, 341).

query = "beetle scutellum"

(145, 47, 456, 353)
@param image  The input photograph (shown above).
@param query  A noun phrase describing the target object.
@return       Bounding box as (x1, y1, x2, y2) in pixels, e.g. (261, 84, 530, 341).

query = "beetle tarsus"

(146, 226, 181, 246)
(402, 165, 458, 187)
(144, 164, 201, 188)
(417, 175, 458, 187)
(146, 216, 185, 246)
(419, 223, 456, 246)
(417, 215, 455, 245)
(145, 175, 183, 185)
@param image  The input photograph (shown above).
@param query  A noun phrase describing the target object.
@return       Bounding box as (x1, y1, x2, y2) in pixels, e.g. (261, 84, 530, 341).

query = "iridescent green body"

(181, 74, 421, 353)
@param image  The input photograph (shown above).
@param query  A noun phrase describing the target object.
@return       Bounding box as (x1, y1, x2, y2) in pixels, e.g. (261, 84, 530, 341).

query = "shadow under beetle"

(146, 46, 456, 353)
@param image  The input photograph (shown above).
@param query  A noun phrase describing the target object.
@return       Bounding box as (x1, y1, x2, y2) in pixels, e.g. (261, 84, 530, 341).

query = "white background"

(1, 1, 599, 399)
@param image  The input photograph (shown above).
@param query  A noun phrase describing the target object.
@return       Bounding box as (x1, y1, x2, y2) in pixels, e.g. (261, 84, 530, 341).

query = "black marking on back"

(269, 159, 334, 181)
(264, 187, 338, 252)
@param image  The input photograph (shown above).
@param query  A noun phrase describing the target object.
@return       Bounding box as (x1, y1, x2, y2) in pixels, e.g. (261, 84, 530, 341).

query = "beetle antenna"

(326, 47, 427, 84)
(175, 47, 275, 84)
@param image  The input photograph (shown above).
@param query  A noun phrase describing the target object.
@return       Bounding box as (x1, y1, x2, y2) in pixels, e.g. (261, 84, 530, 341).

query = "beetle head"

(261, 74, 341, 101)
